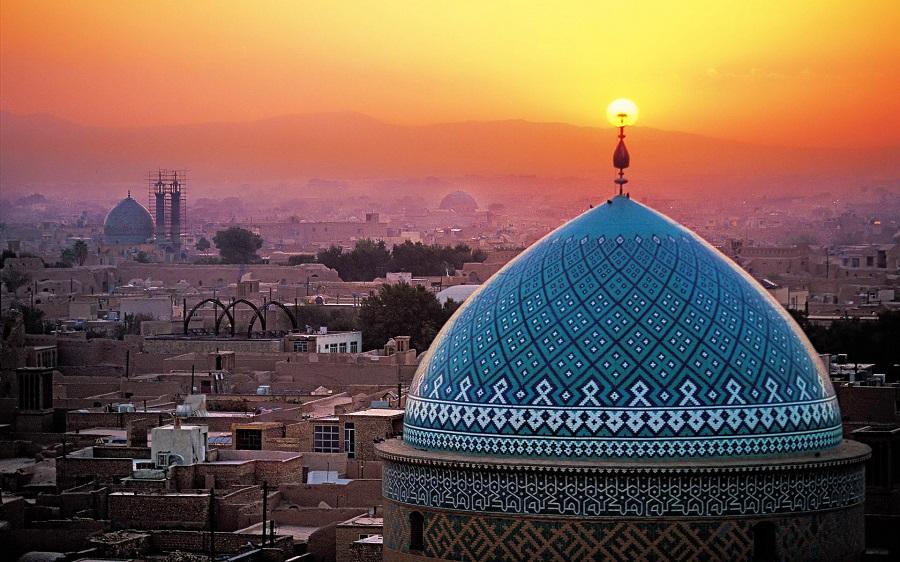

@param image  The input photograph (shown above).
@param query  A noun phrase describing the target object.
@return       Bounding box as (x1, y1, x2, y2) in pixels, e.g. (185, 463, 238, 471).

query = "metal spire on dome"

(606, 98, 638, 196)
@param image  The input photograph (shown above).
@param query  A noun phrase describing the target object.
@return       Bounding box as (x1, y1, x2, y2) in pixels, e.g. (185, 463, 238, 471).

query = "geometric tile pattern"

(383, 459, 865, 517)
(405, 196, 841, 458)
(383, 502, 864, 562)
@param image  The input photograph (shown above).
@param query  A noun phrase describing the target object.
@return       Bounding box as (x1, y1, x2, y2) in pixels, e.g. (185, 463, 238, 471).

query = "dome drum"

(379, 438, 869, 561)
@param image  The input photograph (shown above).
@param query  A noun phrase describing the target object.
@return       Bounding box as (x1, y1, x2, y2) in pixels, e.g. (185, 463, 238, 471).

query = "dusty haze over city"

(1, 3, 900, 561)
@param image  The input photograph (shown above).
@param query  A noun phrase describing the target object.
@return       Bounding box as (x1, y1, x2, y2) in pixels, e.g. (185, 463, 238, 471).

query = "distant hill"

(1, 110, 897, 201)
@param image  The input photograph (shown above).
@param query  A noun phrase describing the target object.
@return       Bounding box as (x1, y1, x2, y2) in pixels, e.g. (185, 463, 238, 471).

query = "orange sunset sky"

(1, 0, 899, 149)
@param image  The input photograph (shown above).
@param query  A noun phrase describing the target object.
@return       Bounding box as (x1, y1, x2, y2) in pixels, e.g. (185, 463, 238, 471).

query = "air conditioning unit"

(155, 452, 185, 468)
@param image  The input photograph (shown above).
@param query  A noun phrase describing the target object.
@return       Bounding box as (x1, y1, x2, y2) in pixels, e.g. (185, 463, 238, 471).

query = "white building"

(151, 422, 208, 467)
(283, 330, 363, 353)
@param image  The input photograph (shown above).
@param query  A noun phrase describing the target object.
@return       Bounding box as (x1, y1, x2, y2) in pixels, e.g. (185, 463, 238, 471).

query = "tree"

(0, 250, 16, 268)
(213, 227, 263, 264)
(1, 268, 31, 296)
(59, 247, 76, 267)
(792, 309, 900, 374)
(358, 283, 458, 352)
(72, 240, 89, 266)
(316, 240, 487, 281)
(20, 305, 45, 334)
(317, 240, 391, 281)
(389, 241, 486, 276)
(134, 251, 151, 263)
(195, 237, 211, 251)
(287, 254, 316, 266)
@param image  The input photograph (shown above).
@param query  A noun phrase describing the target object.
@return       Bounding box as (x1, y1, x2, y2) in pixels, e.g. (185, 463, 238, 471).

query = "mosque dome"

(404, 195, 841, 459)
(439, 191, 479, 213)
(104, 194, 154, 245)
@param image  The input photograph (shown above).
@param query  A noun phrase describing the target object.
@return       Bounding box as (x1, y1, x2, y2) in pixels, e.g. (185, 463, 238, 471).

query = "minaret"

(170, 170, 182, 247)
(155, 170, 167, 238)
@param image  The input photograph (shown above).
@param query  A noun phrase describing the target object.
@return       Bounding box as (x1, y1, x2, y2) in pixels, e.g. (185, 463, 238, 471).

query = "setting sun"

(606, 98, 639, 127)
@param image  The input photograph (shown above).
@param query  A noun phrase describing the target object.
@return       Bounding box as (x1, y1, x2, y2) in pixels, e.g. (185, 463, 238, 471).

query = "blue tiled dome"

(104, 194, 154, 245)
(404, 196, 841, 459)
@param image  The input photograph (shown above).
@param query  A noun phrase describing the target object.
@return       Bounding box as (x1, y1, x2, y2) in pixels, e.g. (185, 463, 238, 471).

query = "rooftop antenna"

(606, 98, 638, 196)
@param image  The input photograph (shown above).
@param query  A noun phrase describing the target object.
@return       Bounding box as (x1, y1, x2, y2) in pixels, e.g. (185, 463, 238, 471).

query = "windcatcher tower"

(149, 169, 187, 249)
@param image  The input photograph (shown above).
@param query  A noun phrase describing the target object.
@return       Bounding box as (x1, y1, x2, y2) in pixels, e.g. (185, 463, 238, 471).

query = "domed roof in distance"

(436, 284, 480, 305)
(404, 195, 841, 459)
(104, 194, 154, 245)
(439, 191, 479, 213)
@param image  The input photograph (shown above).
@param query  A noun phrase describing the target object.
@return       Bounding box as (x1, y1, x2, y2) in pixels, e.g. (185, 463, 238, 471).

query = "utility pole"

(209, 487, 216, 560)
(261, 480, 268, 545)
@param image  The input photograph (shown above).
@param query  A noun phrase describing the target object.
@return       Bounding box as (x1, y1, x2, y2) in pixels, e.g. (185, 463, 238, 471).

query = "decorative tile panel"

(383, 459, 865, 518)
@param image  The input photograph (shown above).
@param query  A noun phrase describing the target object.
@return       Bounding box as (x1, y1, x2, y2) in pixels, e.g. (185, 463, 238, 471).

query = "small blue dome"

(104, 194, 154, 245)
(404, 196, 841, 459)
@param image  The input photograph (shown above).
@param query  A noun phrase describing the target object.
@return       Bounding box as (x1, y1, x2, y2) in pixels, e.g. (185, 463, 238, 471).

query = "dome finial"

(606, 98, 638, 196)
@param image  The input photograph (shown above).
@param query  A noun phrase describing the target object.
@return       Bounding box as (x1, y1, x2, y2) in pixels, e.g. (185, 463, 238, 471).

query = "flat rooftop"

(344, 408, 404, 417)
(237, 522, 318, 543)
(341, 515, 383, 527)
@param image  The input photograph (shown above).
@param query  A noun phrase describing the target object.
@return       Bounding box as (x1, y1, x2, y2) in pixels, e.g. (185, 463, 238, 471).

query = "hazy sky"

(2, 1, 898, 147)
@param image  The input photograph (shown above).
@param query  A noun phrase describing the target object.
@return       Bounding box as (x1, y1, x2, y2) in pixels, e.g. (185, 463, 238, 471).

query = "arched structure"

(247, 301, 299, 335)
(216, 299, 267, 336)
(183, 298, 234, 335)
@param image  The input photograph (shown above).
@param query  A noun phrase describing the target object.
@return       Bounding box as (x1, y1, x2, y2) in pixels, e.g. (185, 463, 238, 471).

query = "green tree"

(134, 251, 151, 263)
(316, 240, 486, 281)
(213, 227, 263, 264)
(59, 247, 76, 267)
(195, 237, 211, 251)
(317, 239, 391, 281)
(358, 283, 458, 351)
(1, 268, 31, 296)
(287, 254, 316, 266)
(389, 241, 486, 276)
(20, 305, 45, 334)
(72, 240, 89, 266)
(0, 250, 16, 268)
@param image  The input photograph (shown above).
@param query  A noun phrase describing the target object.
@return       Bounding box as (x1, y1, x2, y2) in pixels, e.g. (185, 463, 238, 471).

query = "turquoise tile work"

(404, 196, 842, 458)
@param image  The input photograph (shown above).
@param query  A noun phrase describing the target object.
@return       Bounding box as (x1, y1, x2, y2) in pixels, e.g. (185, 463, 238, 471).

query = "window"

(156, 452, 170, 467)
(339, 342, 347, 353)
(235, 429, 262, 450)
(344, 423, 355, 458)
(866, 256, 874, 267)
(409, 511, 424, 551)
(752, 522, 777, 562)
(350, 341, 358, 353)
(313, 425, 340, 452)
(293, 340, 309, 352)
(327, 343, 338, 353)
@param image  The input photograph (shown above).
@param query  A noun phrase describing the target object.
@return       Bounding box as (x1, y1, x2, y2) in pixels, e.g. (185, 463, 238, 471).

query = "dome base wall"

(382, 501, 864, 562)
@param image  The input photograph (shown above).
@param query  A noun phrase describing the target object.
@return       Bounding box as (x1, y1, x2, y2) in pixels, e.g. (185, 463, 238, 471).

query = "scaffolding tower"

(148, 169, 187, 248)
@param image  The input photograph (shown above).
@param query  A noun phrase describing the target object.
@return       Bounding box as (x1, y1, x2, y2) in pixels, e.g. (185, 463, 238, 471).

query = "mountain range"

(1, 110, 897, 202)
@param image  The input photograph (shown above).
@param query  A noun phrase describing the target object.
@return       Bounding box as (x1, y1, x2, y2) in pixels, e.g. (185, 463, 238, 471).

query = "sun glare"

(606, 98, 639, 127)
